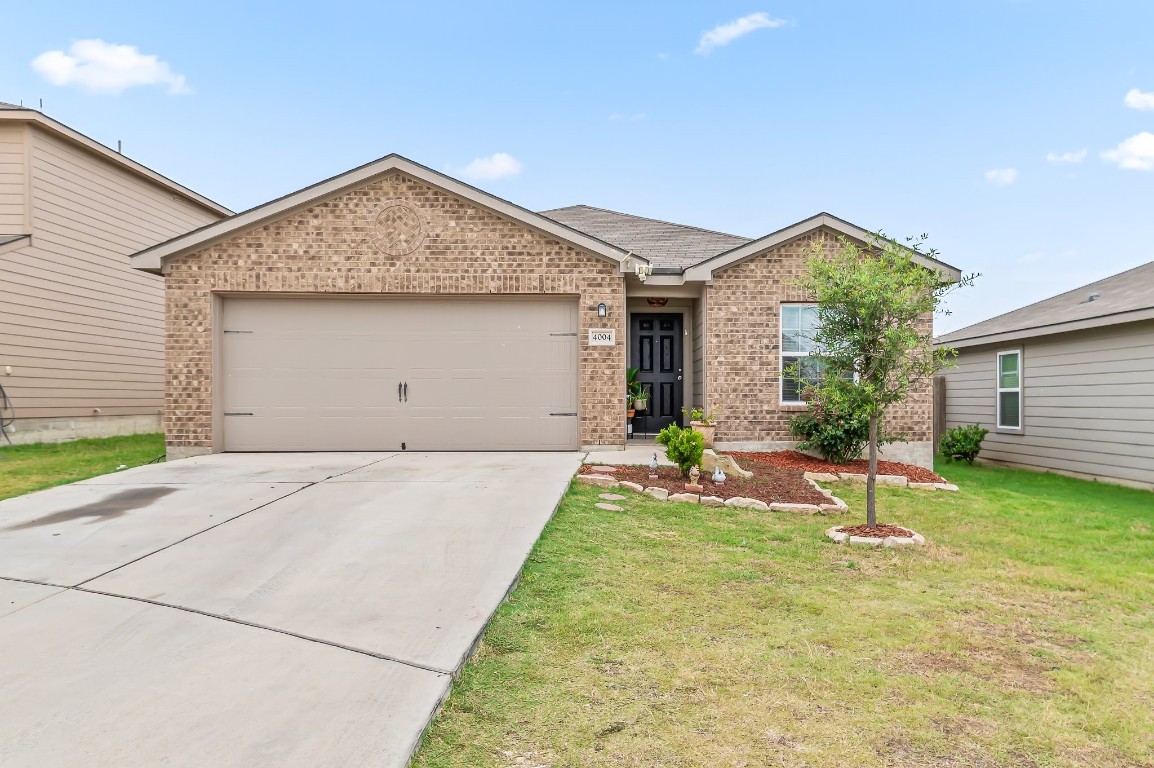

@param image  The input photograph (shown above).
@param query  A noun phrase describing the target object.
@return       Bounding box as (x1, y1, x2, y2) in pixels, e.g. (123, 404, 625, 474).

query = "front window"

(997, 350, 1022, 429)
(781, 304, 821, 403)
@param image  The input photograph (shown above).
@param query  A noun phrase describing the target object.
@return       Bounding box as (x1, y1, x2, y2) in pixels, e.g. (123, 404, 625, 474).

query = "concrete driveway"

(0, 451, 582, 767)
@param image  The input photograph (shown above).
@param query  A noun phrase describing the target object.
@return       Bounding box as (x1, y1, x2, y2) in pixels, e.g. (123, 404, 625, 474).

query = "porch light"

(635, 262, 652, 282)
(597, 303, 607, 318)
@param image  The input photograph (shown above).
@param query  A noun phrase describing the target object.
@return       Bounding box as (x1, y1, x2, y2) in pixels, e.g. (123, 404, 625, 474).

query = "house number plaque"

(588, 329, 616, 346)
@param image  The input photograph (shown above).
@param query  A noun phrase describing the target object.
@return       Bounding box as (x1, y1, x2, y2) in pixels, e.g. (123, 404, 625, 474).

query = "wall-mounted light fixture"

(597, 303, 607, 318)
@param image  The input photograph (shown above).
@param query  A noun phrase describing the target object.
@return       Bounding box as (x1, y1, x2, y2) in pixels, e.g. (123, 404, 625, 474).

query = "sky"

(2, 1, 1152, 335)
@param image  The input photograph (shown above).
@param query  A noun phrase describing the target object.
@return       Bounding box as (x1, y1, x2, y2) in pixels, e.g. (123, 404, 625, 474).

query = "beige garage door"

(220, 297, 579, 451)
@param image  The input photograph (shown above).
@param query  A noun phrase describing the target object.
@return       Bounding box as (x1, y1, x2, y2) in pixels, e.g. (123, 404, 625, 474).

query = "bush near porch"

(412, 459, 1154, 768)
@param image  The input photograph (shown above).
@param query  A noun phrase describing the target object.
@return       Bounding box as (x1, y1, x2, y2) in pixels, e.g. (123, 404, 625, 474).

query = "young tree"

(795, 234, 973, 527)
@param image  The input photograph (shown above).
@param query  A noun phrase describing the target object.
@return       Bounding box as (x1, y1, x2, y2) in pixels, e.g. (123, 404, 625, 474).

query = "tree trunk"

(866, 413, 878, 528)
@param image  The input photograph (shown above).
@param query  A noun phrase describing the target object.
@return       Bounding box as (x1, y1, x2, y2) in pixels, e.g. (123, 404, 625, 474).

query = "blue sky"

(3, 1, 1152, 334)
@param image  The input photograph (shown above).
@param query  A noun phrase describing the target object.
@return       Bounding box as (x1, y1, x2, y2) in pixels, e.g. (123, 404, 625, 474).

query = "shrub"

(939, 423, 988, 464)
(656, 423, 704, 477)
(788, 381, 896, 464)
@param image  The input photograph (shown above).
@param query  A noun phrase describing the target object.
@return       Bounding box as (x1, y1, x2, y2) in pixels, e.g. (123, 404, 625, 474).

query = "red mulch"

(580, 464, 829, 506)
(729, 450, 945, 484)
(836, 524, 915, 538)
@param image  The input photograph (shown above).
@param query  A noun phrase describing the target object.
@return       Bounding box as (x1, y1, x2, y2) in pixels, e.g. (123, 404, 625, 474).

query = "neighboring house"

(0, 102, 230, 444)
(130, 154, 959, 465)
(937, 261, 1154, 490)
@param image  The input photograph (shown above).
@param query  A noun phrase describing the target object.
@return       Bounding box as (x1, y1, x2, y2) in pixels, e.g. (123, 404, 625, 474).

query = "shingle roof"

(539, 205, 751, 270)
(0, 101, 25, 110)
(938, 259, 1154, 346)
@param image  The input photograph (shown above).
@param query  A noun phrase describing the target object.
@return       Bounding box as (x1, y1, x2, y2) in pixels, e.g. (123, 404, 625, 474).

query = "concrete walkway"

(0, 451, 581, 767)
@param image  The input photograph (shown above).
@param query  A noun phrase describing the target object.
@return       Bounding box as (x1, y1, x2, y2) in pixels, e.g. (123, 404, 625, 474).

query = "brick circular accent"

(371, 202, 425, 255)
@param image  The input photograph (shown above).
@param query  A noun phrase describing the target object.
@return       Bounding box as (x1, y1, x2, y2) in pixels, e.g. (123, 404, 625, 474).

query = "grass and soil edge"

(0, 433, 165, 501)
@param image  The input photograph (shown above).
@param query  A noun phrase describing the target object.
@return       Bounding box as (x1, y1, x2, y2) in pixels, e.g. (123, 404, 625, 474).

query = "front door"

(630, 313, 683, 433)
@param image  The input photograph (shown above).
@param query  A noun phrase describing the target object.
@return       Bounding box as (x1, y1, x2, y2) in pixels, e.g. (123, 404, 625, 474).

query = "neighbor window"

(781, 304, 821, 403)
(997, 350, 1022, 429)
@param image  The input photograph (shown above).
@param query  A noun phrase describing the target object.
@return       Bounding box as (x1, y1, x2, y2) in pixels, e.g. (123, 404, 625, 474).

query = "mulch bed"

(836, 524, 915, 538)
(580, 464, 829, 506)
(729, 450, 945, 484)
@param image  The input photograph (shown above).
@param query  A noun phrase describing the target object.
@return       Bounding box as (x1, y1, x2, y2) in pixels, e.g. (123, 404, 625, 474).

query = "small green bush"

(788, 381, 895, 464)
(939, 423, 988, 464)
(656, 423, 704, 477)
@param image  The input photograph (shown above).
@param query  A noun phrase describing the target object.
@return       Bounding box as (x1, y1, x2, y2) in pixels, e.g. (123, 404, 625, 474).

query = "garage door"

(220, 297, 579, 451)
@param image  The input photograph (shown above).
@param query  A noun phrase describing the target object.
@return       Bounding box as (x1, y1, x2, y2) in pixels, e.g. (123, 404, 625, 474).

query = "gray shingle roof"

(938, 259, 1154, 345)
(539, 205, 750, 270)
(0, 101, 26, 110)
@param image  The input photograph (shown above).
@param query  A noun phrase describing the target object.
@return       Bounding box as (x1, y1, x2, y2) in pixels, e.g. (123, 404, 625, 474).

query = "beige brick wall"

(164, 172, 625, 453)
(704, 228, 933, 450)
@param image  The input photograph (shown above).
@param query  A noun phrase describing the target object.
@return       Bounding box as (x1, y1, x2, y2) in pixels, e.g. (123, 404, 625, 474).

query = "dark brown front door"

(630, 313, 683, 433)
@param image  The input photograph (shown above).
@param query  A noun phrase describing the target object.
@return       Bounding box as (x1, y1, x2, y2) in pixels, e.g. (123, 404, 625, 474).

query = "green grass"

(0, 433, 165, 501)
(413, 460, 1154, 768)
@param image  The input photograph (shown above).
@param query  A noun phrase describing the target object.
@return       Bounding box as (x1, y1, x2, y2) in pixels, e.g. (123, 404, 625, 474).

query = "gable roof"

(682, 212, 962, 283)
(131, 154, 635, 273)
(938, 259, 1154, 349)
(0, 104, 230, 216)
(539, 205, 751, 270)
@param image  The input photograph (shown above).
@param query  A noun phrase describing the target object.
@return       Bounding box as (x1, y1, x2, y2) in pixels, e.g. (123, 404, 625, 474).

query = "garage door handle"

(398, 382, 403, 403)
(403, 382, 408, 402)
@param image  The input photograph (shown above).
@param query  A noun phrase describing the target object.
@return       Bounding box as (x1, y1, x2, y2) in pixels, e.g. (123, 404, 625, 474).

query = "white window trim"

(996, 349, 1023, 431)
(780, 303, 819, 405)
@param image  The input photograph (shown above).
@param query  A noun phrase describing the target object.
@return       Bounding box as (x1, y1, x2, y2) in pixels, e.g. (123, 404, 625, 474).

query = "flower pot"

(633, 398, 648, 411)
(691, 421, 716, 448)
(627, 409, 636, 419)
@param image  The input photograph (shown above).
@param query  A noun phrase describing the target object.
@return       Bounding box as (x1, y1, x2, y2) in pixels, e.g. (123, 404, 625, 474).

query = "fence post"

(932, 375, 947, 450)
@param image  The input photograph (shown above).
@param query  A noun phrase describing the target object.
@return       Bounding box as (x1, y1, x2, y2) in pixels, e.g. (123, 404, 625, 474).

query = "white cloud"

(31, 39, 190, 94)
(609, 113, 646, 122)
(696, 12, 787, 55)
(984, 168, 1018, 185)
(1045, 149, 1086, 164)
(1123, 88, 1154, 111)
(1101, 132, 1154, 170)
(458, 152, 522, 181)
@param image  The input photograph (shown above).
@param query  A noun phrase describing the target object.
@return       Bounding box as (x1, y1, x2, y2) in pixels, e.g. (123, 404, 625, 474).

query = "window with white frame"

(781, 304, 821, 403)
(997, 350, 1022, 429)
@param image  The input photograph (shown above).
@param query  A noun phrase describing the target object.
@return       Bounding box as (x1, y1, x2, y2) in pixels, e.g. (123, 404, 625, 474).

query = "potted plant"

(626, 367, 645, 416)
(682, 407, 717, 448)
(631, 382, 648, 412)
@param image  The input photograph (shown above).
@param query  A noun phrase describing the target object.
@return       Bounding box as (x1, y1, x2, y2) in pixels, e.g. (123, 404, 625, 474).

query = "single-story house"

(937, 259, 1154, 490)
(0, 101, 230, 444)
(130, 154, 959, 465)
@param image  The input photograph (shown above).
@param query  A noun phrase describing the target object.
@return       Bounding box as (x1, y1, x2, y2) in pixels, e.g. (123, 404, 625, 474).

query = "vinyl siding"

(0, 123, 28, 232)
(0, 126, 221, 420)
(942, 320, 1154, 488)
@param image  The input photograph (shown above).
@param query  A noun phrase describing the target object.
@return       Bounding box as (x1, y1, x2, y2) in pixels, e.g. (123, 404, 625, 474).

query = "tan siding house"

(938, 262, 1154, 490)
(130, 154, 958, 465)
(0, 103, 229, 444)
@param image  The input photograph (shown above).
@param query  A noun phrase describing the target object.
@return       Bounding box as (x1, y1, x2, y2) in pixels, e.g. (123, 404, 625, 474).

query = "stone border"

(826, 526, 926, 547)
(574, 474, 850, 516)
(803, 471, 958, 492)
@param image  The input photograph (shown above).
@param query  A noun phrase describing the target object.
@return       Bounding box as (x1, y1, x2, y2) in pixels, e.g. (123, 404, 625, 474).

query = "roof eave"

(683, 212, 963, 283)
(936, 306, 1154, 349)
(0, 109, 231, 217)
(132, 154, 636, 273)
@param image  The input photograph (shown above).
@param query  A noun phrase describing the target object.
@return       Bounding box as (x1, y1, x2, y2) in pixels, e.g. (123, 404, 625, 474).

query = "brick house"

(131, 155, 958, 465)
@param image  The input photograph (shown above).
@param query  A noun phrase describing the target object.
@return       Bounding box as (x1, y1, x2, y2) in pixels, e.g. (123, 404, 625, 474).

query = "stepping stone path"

(599, 493, 627, 501)
(595, 502, 624, 512)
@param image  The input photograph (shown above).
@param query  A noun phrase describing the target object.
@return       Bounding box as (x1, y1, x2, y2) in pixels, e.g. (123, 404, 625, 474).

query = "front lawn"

(0, 433, 165, 501)
(413, 460, 1154, 767)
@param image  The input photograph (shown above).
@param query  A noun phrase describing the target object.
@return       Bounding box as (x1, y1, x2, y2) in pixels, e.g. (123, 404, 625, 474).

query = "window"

(997, 350, 1022, 430)
(781, 304, 821, 403)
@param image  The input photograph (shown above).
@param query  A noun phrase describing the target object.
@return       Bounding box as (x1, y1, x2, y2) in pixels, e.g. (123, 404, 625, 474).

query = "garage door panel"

(221, 298, 579, 451)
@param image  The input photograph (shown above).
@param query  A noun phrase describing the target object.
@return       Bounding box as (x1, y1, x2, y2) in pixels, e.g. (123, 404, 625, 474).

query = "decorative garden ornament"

(712, 466, 726, 484)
